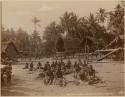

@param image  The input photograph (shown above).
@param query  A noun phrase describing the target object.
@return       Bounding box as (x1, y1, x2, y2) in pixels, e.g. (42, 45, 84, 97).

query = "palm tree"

(77, 13, 100, 61)
(105, 4, 124, 49)
(60, 11, 78, 38)
(96, 8, 107, 23)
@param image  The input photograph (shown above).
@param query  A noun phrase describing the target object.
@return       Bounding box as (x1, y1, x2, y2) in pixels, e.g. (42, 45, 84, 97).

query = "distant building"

(1, 41, 18, 62)
(64, 38, 81, 56)
(55, 37, 82, 59)
(18, 50, 33, 59)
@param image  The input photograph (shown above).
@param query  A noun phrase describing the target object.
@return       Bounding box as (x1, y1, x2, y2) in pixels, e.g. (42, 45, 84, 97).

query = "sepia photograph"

(0, 0, 124, 96)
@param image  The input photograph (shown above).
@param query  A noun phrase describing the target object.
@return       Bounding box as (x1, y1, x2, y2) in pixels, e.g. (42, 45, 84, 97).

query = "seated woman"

(56, 68, 66, 86)
(88, 65, 96, 78)
(37, 62, 42, 69)
(51, 61, 56, 69)
(88, 66, 101, 85)
(66, 60, 72, 73)
(56, 68, 63, 79)
(44, 61, 51, 72)
(61, 63, 66, 75)
(23, 63, 29, 69)
(46, 69, 54, 85)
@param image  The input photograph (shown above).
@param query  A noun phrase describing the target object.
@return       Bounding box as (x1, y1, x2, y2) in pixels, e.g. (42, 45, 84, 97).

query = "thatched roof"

(1, 41, 18, 53)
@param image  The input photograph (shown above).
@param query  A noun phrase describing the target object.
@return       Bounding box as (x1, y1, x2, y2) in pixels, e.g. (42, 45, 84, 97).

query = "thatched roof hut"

(1, 41, 18, 62)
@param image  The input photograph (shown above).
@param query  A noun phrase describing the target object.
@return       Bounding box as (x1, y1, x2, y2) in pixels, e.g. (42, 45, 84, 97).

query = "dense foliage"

(1, 4, 124, 58)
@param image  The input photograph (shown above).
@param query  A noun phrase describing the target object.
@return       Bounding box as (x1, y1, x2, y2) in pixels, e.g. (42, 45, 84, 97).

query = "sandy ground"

(1, 58, 124, 96)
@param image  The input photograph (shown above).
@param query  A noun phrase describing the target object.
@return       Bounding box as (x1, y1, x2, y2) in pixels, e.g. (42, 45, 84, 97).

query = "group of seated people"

(73, 60, 100, 85)
(23, 59, 98, 85)
(23, 60, 72, 86)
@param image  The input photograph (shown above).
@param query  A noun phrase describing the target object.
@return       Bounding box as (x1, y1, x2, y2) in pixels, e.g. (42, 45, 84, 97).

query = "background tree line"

(1, 3, 124, 58)
(1, 27, 43, 58)
(43, 4, 124, 56)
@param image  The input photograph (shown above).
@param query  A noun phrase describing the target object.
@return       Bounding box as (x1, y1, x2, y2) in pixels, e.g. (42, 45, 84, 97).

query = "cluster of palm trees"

(1, 3, 124, 59)
(43, 3, 124, 58)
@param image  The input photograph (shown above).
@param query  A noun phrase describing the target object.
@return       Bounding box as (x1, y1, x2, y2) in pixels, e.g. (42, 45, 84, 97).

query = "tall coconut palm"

(105, 4, 124, 49)
(43, 21, 62, 55)
(96, 8, 107, 23)
(60, 11, 78, 38)
(78, 13, 100, 61)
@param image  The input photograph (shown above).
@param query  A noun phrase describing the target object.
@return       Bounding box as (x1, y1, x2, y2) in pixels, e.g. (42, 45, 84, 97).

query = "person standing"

(74, 61, 81, 78)
(66, 59, 72, 73)
(3, 72, 8, 86)
(37, 61, 42, 69)
(29, 62, 34, 71)
(7, 63, 12, 83)
(78, 58, 83, 67)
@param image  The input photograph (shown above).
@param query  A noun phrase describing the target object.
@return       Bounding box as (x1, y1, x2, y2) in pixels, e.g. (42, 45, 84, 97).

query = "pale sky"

(2, 0, 119, 38)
